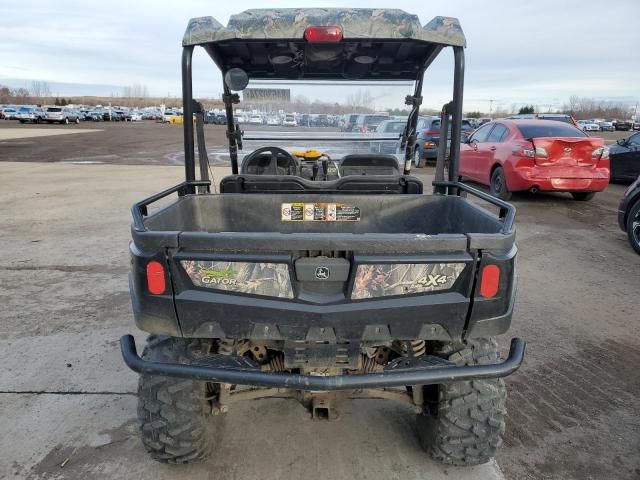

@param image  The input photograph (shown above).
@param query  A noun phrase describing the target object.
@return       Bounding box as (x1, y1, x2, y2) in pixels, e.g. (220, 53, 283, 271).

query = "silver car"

(45, 107, 80, 124)
(16, 106, 46, 124)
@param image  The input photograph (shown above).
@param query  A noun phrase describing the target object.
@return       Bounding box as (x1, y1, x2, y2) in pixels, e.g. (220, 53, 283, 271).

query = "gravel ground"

(0, 121, 638, 480)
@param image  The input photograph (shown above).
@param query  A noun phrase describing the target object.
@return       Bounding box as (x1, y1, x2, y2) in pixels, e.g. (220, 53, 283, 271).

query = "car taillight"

(534, 146, 548, 159)
(513, 147, 535, 158)
(304, 26, 343, 42)
(146, 261, 166, 295)
(424, 141, 435, 148)
(426, 129, 440, 135)
(479, 264, 500, 298)
(591, 146, 609, 160)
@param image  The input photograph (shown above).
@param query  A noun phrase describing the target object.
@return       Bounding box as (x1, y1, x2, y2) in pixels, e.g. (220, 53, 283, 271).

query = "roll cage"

(178, 9, 466, 194)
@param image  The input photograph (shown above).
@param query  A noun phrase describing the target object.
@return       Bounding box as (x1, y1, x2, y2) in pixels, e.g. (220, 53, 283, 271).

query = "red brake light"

(146, 261, 166, 295)
(479, 265, 500, 298)
(304, 26, 343, 43)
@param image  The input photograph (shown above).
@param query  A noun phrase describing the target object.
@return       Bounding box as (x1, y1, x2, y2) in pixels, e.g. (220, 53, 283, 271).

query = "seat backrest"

(340, 154, 400, 176)
(219, 174, 423, 194)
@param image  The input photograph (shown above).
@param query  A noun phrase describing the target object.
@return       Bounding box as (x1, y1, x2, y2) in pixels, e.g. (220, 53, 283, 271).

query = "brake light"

(426, 129, 440, 135)
(146, 261, 166, 295)
(304, 26, 343, 43)
(423, 141, 435, 148)
(479, 264, 500, 298)
(591, 146, 609, 160)
(534, 146, 548, 159)
(513, 146, 535, 158)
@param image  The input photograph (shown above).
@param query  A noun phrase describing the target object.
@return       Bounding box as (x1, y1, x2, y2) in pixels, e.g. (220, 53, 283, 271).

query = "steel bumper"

(120, 335, 525, 390)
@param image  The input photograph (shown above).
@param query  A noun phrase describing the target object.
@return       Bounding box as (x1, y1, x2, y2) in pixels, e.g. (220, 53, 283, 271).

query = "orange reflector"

(146, 261, 166, 295)
(479, 264, 500, 298)
(304, 26, 343, 42)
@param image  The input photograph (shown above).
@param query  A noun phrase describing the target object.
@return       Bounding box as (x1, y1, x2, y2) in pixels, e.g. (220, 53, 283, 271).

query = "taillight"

(479, 264, 500, 298)
(534, 146, 548, 159)
(304, 26, 343, 42)
(591, 146, 609, 160)
(513, 146, 535, 158)
(424, 141, 435, 148)
(426, 129, 440, 136)
(146, 261, 166, 295)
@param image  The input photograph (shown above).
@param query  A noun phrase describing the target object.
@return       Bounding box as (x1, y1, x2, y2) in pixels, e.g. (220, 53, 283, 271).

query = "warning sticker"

(281, 203, 360, 222)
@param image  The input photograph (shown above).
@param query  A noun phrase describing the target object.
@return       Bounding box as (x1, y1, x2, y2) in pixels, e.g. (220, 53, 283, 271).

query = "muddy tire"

(571, 191, 595, 201)
(417, 338, 507, 466)
(137, 335, 213, 464)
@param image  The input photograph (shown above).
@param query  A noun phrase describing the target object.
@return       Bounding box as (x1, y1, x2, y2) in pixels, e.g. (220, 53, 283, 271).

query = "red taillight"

(426, 129, 440, 135)
(479, 264, 500, 298)
(304, 25, 343, 43)
(146, 261, 166, 295)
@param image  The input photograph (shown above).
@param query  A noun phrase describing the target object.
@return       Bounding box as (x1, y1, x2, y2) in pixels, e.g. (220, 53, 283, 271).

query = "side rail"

(433, 180, 516, 234)
(132, 180, 210, 232)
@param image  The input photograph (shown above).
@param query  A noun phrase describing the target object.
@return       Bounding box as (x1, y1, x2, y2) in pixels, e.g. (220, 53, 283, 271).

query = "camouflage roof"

(183, 8, 465, 48)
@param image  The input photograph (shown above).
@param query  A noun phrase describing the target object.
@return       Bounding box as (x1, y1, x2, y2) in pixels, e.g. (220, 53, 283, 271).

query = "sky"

(1, 0, 639, 112)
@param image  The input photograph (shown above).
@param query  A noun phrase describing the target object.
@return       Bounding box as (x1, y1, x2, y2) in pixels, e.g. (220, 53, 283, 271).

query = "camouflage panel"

(181, 261, 293, 299)
(352, 263, 466, 300)
(183, 9, 465, 47)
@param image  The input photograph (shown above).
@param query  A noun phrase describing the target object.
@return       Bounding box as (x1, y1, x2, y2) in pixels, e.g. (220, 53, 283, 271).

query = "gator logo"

(199, 267, 238, 285)
(414, 274, 448, 287)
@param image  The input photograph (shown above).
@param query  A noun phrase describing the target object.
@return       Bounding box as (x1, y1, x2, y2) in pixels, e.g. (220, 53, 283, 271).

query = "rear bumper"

(120, 334, 525, 389)
(508, 165, 610, 192)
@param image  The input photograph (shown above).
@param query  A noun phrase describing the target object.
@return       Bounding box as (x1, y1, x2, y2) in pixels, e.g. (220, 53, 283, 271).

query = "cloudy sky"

(1, 0, 638, 112)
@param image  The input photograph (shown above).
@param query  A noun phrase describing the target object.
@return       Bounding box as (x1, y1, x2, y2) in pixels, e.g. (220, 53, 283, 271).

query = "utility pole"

(489, 99, 495, 117)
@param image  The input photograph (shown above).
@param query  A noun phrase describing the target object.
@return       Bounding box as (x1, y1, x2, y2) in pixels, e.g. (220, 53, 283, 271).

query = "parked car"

(266, 116, 280, 126)
(577, 119, 600, 132)
(314, 114, 329, 127)
(413, 117, 473, 167)
(354, 114, 389, 133)
(459, 119, 609, 201)
(598, 121, 615, 132)
(282, 114, 297, 127)
(248, 114, 263, 125)
(618, 175, 640, 254)
(609, 132, 640, 182)
(16, 106, 46, 124)
(1, 107, 18, 120)
(370, 119, 405, 153)
(477, 117, 492, 126)
(340, 113, 360, 131)
(126, 111, 143, 121)
(45, 107, 80, 124)
(86, 110, 104, 121)
(613, 119, 633, 131)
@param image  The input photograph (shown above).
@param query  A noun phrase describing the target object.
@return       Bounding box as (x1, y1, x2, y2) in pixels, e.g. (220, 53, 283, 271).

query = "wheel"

(413, 147, 425, 168)
(75, 118, 80, 124)
(137, 335, 213, 464)
(34, 117, 40, 124)
(416, 338, 507, 466)
(571, 192, 595, 201)
(63, 118, 69, 125)
(19, 120, 25, 124)
(626, 199, 640, 255)
(490, 166, 512, 200)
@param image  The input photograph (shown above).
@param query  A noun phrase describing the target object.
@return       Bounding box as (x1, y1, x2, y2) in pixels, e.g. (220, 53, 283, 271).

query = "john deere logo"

(315, 266, 330, 280)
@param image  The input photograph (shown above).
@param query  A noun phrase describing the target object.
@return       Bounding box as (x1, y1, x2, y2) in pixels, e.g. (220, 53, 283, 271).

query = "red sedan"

(459, 119, 610, 201)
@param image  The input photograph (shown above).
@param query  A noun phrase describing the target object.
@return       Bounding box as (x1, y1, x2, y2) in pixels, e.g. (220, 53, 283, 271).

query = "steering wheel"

(240, 146, 298, 175)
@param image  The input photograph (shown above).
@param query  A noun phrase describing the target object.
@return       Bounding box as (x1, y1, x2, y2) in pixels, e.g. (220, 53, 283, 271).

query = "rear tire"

(413, 147, 425, 168)
(416, 338, 507, 466)
(137, 335, 213, 464)
(490, 166, 512, 200)
(571, 192, 595, 201)
(75, 118, 80, 124)
(625, 199, 640, 255)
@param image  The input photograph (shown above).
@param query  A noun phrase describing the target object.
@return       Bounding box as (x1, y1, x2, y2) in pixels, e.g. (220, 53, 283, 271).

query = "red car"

(459, 119, 610, 201)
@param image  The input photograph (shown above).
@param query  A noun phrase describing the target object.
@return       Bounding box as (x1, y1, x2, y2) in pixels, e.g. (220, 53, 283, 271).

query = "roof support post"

(182, 46, 196, 190)
(448, 46, 465, 193)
